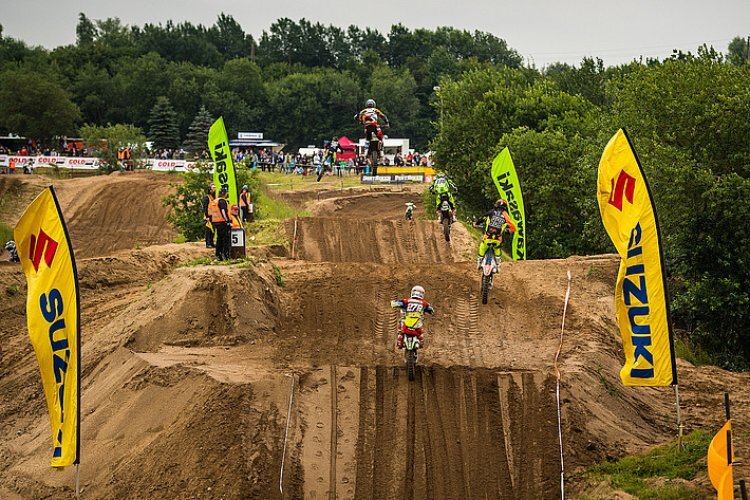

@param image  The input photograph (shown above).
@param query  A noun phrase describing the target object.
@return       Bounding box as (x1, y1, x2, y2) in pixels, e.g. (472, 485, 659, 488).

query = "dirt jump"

(1, 174, 749, 499)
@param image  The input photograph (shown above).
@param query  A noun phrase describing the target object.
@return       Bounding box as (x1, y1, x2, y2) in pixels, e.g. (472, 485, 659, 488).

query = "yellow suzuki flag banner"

(708, 420, 734, 500)
(597, 129, 676, 386)
(208, 116, 238, 207)
(14, 187, 80, 467)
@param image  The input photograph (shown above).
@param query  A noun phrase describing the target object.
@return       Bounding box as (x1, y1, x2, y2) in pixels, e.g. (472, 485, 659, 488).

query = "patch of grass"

(6, 284, 20, 296)
(595, 365, 619, 397)
(0, 222, 14, 246)
(179, 256, 257, 268)
(257, 171, 364, 191)
(674, 336, 717, 367)
(246, 219, 289, 247)
(173, 233, 187, 244)
(255, 184, 310, 220)
(272, 264, 284, 287)
(585, 431, 712, 499)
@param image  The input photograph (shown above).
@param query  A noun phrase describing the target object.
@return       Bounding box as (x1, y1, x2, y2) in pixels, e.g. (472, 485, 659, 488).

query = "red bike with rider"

(390, 285, 434, 349)
(354, 99, 390, 160)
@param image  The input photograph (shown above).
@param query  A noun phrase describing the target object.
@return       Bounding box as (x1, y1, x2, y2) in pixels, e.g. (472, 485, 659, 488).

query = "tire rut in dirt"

(289, 219, 455, 264)
(329, 365, 338, 500)
(353, 366, 559, 499)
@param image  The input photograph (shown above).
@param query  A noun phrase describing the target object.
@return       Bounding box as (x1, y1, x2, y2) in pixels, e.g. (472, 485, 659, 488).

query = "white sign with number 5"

(231, 228, 245, 247)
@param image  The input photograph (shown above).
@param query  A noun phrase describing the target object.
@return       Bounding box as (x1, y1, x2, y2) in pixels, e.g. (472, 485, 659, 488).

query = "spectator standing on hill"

(239, 185, 253, 223)
(202, 184, 216, 248)
(209, 187, 231, 260)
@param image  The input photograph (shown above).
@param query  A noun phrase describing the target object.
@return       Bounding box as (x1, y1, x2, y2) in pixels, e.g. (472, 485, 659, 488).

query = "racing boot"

(418, 333, 425, 348)
(397, 333, 404, 349)
(494, 255, 501, 272)
(476, 255, 483, 270)
(452, 209, 457, 223)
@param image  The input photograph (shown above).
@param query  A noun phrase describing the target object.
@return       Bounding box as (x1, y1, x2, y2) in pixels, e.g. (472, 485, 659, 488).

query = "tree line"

(0, 15, 521, 149)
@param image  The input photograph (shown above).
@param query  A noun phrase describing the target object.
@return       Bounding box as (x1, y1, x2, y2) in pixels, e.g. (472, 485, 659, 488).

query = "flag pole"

(740, 479, 748, 500)
(725, 393, 732, 467)
(76, 463, 80, 499)
(725, 392, 731, 421)
(675, 384, 683, 450)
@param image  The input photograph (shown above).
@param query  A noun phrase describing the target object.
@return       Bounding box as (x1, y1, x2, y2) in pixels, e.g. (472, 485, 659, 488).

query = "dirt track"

(0, 172, 176, 258)
(2, 174, 750, 499)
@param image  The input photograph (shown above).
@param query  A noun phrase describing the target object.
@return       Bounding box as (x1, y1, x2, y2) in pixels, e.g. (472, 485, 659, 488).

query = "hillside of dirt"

(0, 172, 177, 258)
(1, 173, 749, 499)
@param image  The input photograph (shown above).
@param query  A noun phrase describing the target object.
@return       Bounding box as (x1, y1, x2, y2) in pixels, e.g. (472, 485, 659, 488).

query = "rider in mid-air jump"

(390, 285, 434, 349)
(354, 99, 389, 161)
(475, 199, 516, 271)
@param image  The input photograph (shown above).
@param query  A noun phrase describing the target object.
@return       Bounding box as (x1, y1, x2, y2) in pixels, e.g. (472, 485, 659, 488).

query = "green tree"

(0, 69, 80, 139)
(183, 106, 213, 157)
(266, 69, 360, 148)
(148, 96, 181, 150)
(368, 66, 423, 145)
(79, 123, 146, 173)
(727, 36, 749, 66)
(76, 13, 97, 46)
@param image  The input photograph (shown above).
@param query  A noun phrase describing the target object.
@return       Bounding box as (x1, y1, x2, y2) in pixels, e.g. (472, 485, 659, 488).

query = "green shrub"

(0, 222, 13, 247)
(163, 163, 260, 241)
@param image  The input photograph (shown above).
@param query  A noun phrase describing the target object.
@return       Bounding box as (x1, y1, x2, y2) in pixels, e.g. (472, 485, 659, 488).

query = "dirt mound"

(123, 265, 280, 352)
(274, 185, 414, 209)
(288, 218, 473, 263)
(0, 172, 177, 258)
(309, 191, 424, 220)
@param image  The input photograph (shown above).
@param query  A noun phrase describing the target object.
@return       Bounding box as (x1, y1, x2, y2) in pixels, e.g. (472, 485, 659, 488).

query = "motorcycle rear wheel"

(406, 349, 417, 381)
(442, 215, 451, 241)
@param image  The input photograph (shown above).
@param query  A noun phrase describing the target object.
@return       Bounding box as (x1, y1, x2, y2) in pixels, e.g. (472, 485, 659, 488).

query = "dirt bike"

(438, 200, 453, 241)
(404, 203, 416, 220)
(367, 137, 380, 172)
(364, 124, 387, 174)
(392, 302, 424, 381)
(479, 242, 499, 305)
(316, 152, 335, 182)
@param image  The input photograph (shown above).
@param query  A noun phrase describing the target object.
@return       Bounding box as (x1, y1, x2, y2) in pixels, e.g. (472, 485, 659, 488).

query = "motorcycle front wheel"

(481, 273, 492, 304)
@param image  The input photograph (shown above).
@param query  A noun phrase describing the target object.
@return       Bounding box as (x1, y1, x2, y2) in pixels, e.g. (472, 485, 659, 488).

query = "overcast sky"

(1, 0, 748, 67)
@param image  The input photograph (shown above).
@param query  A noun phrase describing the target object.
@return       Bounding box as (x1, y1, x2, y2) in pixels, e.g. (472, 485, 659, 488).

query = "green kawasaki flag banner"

(208, 116, 238, 207)
(491, 147, 526, 260)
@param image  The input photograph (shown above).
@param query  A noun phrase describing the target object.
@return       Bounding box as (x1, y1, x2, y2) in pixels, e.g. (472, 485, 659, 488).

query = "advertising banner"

(491, 147, 526, 260)
(208, 117, 238, 206)
(14, 187, 80, 467)
(597, 129, 677, 386)
(360, 174, 425, 184)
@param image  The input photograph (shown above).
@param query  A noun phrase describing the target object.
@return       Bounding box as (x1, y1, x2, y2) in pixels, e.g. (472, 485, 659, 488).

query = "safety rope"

(554, 270, 572, 500)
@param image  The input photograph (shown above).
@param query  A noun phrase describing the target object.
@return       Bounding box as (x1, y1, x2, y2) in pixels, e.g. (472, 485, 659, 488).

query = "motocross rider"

(354, 99, 389, 159)
(429, 172, 457, 221)
(404, 201, 416, 220)
(475, 199, 517, 271)
(390, 285, 434, 349)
